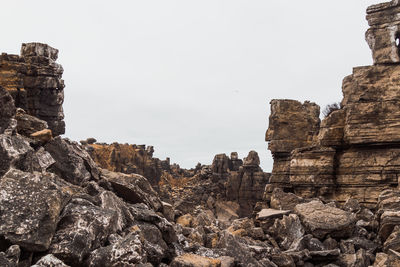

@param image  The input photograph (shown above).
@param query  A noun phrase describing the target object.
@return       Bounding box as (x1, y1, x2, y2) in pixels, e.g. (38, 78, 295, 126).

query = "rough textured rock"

(0, 245, 20, 267)
(87, 142, 170, 186)
(86, 233, 147, 266)
(0, 43, 65, 136)
(48, 198, 118, 265)
(0, 86, 16, 134)
(100, 168, 162, 211)
(32, 254, 70, 267)
(0, 169, 64, 251)
(366, 0, 400, 64)
(294, 200, 356, 239)
(266, 99, 320, 188)
(226, 151, 270, 216)
(45, 137, 99, 186)
(15, 108, 47, 137)
(264, 3, 400, 205)
(170, 254, 221, 267)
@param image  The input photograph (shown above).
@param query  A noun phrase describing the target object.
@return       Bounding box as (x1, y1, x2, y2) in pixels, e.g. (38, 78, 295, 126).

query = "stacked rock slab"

(0, 43, 65, 136)
(266, 0, 400, 206)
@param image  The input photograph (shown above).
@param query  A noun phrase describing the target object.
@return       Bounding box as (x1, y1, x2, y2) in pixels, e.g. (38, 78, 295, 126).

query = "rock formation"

(4, 1, 400, 266)
(266, 0, 400, 206)
(0, 43, 65, 136)
(84, 142, 168, 186)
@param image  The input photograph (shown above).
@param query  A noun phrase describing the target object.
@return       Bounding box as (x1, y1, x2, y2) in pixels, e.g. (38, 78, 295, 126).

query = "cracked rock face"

(294, 200, 357, 239)
(0, 43, 65, 136)
(45, 137, 100, 186)
(48, 198, 118, 265)
(0, 169, 64, 251)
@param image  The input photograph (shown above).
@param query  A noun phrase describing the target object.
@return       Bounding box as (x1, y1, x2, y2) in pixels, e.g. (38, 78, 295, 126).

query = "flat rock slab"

(257, 208, 291, 220)
(294, 200, 356, 239)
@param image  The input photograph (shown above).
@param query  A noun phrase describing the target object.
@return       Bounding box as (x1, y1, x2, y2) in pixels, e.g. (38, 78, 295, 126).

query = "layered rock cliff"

(266, 0, 400, 207)
(0, 43, 65, 136)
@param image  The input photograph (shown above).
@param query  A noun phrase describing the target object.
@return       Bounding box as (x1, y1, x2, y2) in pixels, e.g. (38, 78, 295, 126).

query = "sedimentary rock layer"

(0, 43, 65, 136)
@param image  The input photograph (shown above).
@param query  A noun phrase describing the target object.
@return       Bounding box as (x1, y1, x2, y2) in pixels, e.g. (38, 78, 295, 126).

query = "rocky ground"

(3, 0, 400, 266)
(1, 81, 400, 266)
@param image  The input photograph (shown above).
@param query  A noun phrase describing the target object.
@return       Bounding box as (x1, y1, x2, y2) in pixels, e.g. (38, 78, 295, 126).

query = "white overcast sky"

(1, 0, 384, 171)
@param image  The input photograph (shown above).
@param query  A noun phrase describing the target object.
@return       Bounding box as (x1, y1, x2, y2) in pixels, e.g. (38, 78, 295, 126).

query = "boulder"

(30, 129, 52, 143)
(32, 254, 70, 267)
(15, 108, 47, 137)
(270, 188, 304, 210)
(0, 134, 32, 176)
(294, 200, 356, 239)
(45, 137, 100, 186)
(87, 233, 147, 266)
(214, 201, 239, 222)
(0, 169, 65, 251)
(0, 245, 20, 267)
(48, 198, 118, 265)
(100, 169, 162, 211)
(269, 214, 305, 250)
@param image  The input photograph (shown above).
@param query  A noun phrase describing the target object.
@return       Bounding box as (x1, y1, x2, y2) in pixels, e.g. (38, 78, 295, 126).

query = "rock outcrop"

(85, 142, 171, 186)
(265, 0, 400, 206)
(0, 43, 65, 136)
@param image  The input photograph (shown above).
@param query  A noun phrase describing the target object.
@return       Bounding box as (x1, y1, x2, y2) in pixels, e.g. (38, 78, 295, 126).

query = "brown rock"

(0, 43, 65, 136)
(366, 0, 400, 64)
(30, 129, 52, 143)
(170, 254, 221, 267)
(294, 200, 356, 239)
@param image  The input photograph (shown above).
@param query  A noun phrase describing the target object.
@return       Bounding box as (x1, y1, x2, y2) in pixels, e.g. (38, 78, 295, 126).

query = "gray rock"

(294, 200, 356, 239)
(0, 169, 64, 251)
(87, 233, 147, 267)
(32, 254, 70, 267)
(269, 214, 305, 250)
(15, 108, 48, 137)
(0, 245, 20, 267)
(49, 198, 118, 265)
(101, 169, 162, 211)
(45, 137, 100, 186)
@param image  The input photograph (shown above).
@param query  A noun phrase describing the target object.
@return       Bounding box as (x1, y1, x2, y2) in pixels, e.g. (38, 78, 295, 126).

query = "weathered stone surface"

(0, 245, 20, 267)
(366, 0, 400, 64)
(15, 108, 47, 137)
(257, 208, 291, 220)
(215, 201, 239, 222)
(0, 86, 16, 134)
(30, 129, 52, 143)
(101, 168, 162, 211)
(87, 233, 147, 266)
(0, 169, 63, 251)
(32, 254, 70, 267)
(266, 100, 320, 154)
(270, 188, 304, 211)
(0, 43, 65, 136)
(87, 142, 168, 186)
(45, 137, 100, 186)
(0, 134, 32, 176)
(49, 198, 118, 265)
(294, 200, 356, 239)
(225, 151, 270, 216)
(342, 65, 400, 145)
(170, 254, 221, 267)
(269, 214, 305, 250)
(290, 146, 336, 199)
(318, 109, 345, 147)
